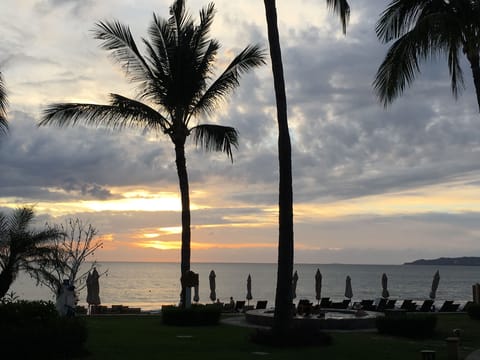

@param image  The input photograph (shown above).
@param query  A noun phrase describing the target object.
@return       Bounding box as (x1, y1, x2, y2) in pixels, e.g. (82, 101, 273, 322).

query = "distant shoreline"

(404, 257, 480, 266)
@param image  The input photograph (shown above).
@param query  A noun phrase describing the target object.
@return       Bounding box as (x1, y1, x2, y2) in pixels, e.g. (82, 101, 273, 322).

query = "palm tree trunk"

(263, 0, 295, 336)
(0, 268, 14, 298)
(468, 55, 480, 112)
(175, 142, 191, 308)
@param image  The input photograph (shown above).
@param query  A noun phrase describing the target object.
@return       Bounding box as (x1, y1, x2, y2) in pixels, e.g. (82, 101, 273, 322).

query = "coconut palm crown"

(374, 0, 480, 111)
(0, 71, 8, 135)
(39, 0, 266, 306)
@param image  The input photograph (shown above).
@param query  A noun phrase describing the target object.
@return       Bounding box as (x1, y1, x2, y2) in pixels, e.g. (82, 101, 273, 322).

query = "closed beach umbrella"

(246, 274, 253, 305)
(345, 275, 353, 299)
(209, 270, 216, 302)
(381, 273, 390, 299)
(292, 271, 299, 299)
(315, 269, 322, 304)
(429, 270, 440, 300)
(193, 284, 200, 303)
(86, 268, 101, 306)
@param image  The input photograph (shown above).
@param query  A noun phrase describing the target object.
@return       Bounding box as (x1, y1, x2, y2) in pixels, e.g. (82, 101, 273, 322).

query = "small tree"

(29, 218, 105, 296)
(0, 207, 63, 298)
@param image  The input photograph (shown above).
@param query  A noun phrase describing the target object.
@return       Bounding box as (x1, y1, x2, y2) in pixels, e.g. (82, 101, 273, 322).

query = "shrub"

(467, 303, 480, 320)
(161, 304, 221, 326)
(0, 300, 88, 358)
(376, 314, 437, 339)
(250, 323, 333, 348)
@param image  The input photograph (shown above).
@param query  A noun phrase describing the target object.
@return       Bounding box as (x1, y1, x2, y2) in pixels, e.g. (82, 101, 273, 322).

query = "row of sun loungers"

(209, 298, 471, 314)
(295, 297, 469, 314)
(86, 304, 142, 314)
(220, 300, 268, 312)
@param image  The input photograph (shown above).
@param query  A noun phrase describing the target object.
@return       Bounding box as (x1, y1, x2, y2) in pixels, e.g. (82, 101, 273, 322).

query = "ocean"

(9, 262, 480, 311)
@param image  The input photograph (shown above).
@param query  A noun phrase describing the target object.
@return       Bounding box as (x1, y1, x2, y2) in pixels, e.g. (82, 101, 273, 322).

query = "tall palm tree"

(262, 0, 349, 336)
(374, 0, 480, 111)
(0, 207, 63, 298)
(0, 71, 8, 135)
(39, 0, 266, 307)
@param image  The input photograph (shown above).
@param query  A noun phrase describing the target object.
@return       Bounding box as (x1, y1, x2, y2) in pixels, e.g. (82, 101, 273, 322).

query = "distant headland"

(404, 257, 480, 266)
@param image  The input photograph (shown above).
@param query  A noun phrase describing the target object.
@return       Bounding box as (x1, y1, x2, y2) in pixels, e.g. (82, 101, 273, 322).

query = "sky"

(1, 0, 480, 265)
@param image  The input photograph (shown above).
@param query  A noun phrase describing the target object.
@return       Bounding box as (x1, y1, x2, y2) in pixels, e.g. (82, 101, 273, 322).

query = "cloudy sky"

(1, 0, 480, 265)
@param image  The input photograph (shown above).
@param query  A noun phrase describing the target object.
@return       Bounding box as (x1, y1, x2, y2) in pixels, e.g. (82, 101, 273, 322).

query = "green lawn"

(82, 314, 480, 359)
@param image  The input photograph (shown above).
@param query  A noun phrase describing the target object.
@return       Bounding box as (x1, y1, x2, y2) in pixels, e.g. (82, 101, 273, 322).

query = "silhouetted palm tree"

(0, 207, 63, 298)
(0, 71, 7, 135)
(374, 0, 480, 111)
(262, 0, 349, 336)
(40, 0, 265, 307)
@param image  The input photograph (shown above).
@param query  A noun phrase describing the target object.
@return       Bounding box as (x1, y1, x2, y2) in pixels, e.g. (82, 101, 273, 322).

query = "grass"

(82, 314, 480, 359)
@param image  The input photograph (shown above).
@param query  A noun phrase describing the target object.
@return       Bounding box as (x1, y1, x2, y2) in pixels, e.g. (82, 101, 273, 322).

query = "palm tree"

(262, 0, 349, 336)
(0, 207, 63, 298)
(0, 71, 8, 135)
(39, 0, 266, 307)
(374, 0, 480, 111)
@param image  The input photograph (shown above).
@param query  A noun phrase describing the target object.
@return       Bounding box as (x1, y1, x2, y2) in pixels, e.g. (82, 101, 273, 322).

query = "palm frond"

(373, 33, 423, 107)
(433, 13, 465, 98)
(376, 0, 433, 42)
(94, 20, 154, 83)
(326, 0, 350, 34)
(40, 94, 170, 132)
(142, 15, 175, 106)
(374, 6, 470, 106)
(192, 39, 220, 102)
(193, 44, 266, 117)
(170, 0, 192, 45)
(9, 208, 35, 235)
(146, 14, 172, 76)
(191, 124, 238, 162)
(0, 72, 8, 135)
(193, 3, 216, 58)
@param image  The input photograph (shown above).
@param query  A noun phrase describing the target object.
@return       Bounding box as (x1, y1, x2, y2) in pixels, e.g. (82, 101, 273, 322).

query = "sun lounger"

(297, 299, 313, 315)
(320, 297, 332, 308)
(234, 300, 245, 312)
(223, 302, 234, 312)
(438, 301, 460, 312)
(400, 299, 417, 311)
(255, 300, 268, 310)
(439, 300, 453, 312)
(418, 299, 434, 312)
(329, 300, 349, 309)
(385, 299, 396, 310)
(360, 299, 375, 311)
(376, 298, 388, 312)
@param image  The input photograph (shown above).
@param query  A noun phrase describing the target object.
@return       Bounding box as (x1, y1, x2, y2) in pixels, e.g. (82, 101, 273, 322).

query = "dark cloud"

(0, 111, 178, 200)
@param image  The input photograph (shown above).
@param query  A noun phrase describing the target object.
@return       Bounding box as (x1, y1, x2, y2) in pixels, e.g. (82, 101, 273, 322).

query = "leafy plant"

(467, 303, 480, 320)
(0, 300, 88, 358)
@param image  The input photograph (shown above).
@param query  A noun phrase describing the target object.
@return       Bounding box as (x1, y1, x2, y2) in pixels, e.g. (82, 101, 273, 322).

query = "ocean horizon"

(10, 262, 479, 311)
